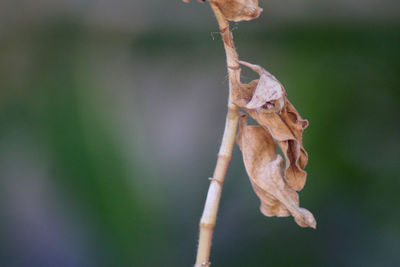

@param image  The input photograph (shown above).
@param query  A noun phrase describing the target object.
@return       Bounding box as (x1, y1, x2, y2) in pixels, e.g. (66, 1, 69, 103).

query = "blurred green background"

(0, 1, 399, 266)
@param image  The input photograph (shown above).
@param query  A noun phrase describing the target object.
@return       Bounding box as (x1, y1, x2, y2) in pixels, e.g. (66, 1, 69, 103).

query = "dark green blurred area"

(0, 9, 399, 267)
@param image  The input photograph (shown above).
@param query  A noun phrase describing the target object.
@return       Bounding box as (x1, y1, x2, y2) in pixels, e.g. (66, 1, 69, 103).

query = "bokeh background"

(1, 0, 399, 266)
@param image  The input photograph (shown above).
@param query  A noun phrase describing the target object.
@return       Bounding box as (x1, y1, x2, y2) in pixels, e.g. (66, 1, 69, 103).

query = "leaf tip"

(295, 208, 317, 229)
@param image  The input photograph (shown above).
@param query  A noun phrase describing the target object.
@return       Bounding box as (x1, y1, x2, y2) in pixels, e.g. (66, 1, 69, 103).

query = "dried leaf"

(239, 60, 285, 111)
(183, 0, 262, 22)
(233, 61, 309, 191)
(237, 115, 316, 228)
(248, 107, 308, 191)
(212, 0, 263, 22)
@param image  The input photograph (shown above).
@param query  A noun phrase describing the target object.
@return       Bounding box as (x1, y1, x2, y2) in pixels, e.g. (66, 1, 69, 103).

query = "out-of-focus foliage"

(0, 2, 399, 266)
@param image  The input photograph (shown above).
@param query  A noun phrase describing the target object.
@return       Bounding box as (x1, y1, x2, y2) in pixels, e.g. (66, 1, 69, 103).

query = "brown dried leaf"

(232, 61, 286, 114)
(248, 107, 308, 191)
(233, 61, 309, 191)
(238, 60, 285, 111)
(183, 0, 262, 22)
(212, 0, 263, 22)
(237, 115, 316, 228)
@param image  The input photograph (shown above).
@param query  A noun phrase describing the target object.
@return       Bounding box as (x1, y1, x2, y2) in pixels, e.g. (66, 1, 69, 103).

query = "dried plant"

(184, 1, 316, 266)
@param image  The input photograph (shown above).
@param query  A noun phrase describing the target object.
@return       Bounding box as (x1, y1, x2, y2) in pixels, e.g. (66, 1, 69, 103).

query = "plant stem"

(195, 3, 241, 267)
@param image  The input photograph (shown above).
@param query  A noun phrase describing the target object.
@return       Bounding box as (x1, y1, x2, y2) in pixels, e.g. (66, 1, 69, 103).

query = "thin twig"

(195, 3, 241, 266)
